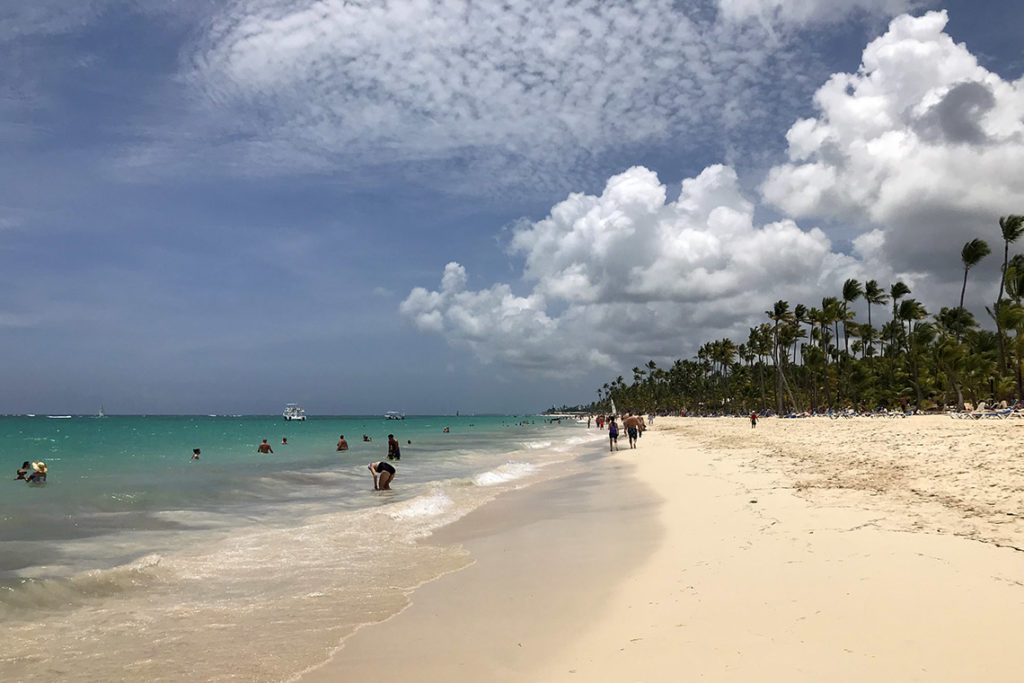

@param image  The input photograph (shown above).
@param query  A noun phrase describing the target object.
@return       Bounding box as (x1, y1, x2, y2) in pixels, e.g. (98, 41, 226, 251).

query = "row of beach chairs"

(946, 401, 1024, 419)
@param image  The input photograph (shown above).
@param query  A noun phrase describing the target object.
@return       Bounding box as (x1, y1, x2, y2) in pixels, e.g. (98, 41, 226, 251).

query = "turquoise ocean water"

(0, 413, 601, 681)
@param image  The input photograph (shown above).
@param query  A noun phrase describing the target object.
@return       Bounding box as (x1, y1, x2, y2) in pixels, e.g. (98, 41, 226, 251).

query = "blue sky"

(2, 1, 1023, 414)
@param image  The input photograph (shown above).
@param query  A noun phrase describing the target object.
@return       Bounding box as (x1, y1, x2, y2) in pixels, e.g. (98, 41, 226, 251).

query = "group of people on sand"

(600, 413, 646, 451)
(14, 461, 47, 483)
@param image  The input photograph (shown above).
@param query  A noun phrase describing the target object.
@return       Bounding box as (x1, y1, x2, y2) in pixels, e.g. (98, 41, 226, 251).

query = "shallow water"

(0, 414, 601, 681)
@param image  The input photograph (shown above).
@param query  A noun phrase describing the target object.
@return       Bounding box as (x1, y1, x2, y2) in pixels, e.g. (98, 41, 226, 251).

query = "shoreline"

(297, 440, 662, 681)
(301, 415, 1024, 681)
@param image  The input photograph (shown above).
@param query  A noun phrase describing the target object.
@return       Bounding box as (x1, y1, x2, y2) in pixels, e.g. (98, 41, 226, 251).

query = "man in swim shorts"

(623, 414, 641, 449)
(387, 434, 401, 461)
(368, 461, 396, 490)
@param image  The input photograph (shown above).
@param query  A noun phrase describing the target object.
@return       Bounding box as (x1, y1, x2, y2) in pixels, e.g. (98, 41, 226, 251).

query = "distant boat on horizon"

(283, 404, 307, 421)
(96, 406, 107, 418)
(384, 411, 405, 420)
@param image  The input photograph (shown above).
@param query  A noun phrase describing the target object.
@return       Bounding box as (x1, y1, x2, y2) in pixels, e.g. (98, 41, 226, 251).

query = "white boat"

(384, 411, 405, 420)
(283, 404, 307, 421)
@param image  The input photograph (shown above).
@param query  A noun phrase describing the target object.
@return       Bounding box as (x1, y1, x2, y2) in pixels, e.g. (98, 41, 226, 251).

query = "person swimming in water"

(192, 448, 200, 460)
(15, 461, 30, 480)
(368, 461, 396, 490)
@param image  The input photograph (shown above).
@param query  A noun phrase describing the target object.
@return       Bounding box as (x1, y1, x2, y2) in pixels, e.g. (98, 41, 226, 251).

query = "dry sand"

(299, 415, 1024, 682)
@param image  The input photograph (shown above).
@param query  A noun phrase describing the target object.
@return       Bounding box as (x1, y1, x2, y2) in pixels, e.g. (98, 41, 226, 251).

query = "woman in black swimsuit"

(368, 461, 396, 490)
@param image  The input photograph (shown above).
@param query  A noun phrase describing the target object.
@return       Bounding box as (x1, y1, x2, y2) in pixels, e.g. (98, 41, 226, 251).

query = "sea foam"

(387, 492, 454, 521)
(473, 461, 538, 487)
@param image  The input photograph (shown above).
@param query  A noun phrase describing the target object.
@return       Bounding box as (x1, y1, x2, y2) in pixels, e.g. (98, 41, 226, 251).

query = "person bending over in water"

(387, 434, 401, 461)
(257, 439, 274, 454)
(336, 435, 349, 451)
(25, 462, 47, 483)
(368, 461, 396, 490)
(15, 461, 30, 480)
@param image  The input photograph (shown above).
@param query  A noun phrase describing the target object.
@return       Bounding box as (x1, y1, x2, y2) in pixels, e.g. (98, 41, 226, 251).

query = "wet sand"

(299, 416, 1024, 682)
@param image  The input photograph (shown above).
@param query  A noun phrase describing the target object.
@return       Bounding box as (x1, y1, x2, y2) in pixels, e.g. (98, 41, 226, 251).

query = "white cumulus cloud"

(761, 10, 1024, 273)
(401, 165, 868, 373)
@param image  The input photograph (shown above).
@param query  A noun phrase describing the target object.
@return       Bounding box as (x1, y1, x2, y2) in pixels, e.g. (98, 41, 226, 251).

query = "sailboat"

(610, 398, 618, 416)
(97, 406, 107, 418)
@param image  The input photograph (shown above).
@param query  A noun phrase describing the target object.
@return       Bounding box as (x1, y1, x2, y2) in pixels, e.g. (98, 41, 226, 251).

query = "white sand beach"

(300, 415, 1024, 682)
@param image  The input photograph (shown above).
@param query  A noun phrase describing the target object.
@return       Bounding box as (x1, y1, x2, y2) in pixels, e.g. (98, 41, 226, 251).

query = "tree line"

(589, 215, 1024, 416)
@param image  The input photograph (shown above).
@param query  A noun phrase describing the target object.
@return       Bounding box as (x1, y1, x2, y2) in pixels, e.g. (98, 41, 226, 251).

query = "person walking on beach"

(387, 434, 401, 461)
(336, 435, 349, 451)
(608, 419, 619, 451)
(750, 412, 758, 429)
(623, 414, 640, 449)
(368, 461, 396, 490)
(257, 439, 274, 454)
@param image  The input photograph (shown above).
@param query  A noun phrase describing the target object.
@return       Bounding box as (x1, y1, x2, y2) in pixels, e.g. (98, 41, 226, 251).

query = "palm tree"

(767, 300, 799, 414)
(898, 298, 930, 409)
(863, 280, 889, 357)
(995, 216, 1024, 374)
(841, 279, 863, 357)
(958, 238, 991, 340)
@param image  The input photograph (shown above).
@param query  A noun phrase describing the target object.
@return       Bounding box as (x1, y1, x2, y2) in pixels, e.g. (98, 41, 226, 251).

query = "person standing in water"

(257, 439, 274, 454)
(15, 461, 30, 480)
(387, 434, 401, 461)
(191, 449, 200, 460)
(368, 461, 396, 490)
(336, 435, 349, 451)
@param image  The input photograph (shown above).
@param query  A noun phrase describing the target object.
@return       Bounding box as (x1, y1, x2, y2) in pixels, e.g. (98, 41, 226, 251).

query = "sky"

(2, 0, 1024, 415)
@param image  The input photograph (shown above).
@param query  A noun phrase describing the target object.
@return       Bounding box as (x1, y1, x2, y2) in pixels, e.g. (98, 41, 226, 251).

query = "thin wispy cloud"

(169, 0, 832, 191)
